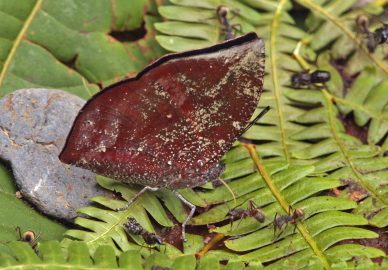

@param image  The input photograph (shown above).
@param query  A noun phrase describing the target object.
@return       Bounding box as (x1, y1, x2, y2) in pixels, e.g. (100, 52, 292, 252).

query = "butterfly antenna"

(241, 106, 270, 134)
(172, 190, 196, 242)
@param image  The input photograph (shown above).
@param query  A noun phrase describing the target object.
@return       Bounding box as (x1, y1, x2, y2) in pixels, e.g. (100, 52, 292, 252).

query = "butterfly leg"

(173, 190, 196, 242)
(116, 186, 159, 211)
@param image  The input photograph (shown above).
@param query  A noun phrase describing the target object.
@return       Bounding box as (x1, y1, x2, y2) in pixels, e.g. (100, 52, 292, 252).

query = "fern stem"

(292, 39, 311, 70)
(244, 144, 331, 270)
(196, 233, 224, 259)
(331, 94, 388, 121)
(269, 0, 291, 162)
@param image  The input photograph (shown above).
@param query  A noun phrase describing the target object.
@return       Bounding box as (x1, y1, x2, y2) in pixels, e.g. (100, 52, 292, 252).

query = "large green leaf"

(0, 163, 67, 255)
(298, 0, 388, 78)
(0, 0, 164, 99)
(61, 176, 176, 257)
(155, 0, 261, 51)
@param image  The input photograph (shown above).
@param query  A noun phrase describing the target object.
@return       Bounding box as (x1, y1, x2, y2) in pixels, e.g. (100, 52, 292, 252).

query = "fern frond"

(217, 149, 382, 268)
(155, 0, 261, 52)
(297, 0, 388, 78)
(287, 61, 388, 227)
(0, 240, 188, 269)
(61, 176, 176, 256)
(0, 240, 273, 270)
(281, 1, 388, 233)
(336, 66, 388, 145)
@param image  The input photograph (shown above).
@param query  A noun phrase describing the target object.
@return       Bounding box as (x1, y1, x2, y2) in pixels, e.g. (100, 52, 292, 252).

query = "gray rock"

(0, 88, 112, 222)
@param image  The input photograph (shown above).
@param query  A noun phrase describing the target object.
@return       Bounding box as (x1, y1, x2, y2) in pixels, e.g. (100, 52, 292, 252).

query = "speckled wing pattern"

(59, 32, 265, 189)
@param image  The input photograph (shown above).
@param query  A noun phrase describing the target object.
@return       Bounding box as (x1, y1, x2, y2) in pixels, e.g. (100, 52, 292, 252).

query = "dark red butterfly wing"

(59, 32, 265, 189)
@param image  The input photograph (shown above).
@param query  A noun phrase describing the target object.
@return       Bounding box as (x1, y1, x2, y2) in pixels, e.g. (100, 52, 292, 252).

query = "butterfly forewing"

(59, 32, 265, 189)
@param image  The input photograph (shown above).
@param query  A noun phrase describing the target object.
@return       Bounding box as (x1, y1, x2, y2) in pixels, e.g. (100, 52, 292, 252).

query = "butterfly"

(59, 32, 265, 241)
